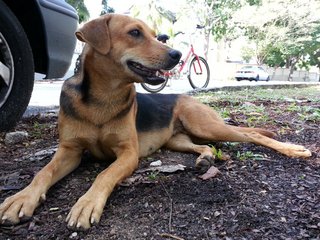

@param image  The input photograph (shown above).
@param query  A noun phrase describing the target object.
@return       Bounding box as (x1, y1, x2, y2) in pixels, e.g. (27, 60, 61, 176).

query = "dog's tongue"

(144, 76, 166, 85)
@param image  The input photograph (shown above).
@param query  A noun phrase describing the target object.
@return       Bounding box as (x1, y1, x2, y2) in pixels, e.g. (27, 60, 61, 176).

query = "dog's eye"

(128, 29, 141, 38)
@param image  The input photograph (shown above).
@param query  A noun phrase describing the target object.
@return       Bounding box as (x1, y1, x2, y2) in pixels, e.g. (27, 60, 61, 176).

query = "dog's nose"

(163, 49, 182, 70)
(168, 49, 182, 61)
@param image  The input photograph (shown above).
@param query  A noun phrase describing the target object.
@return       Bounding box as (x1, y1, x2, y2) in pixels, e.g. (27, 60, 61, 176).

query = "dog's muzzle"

(127, 49, 182, 85)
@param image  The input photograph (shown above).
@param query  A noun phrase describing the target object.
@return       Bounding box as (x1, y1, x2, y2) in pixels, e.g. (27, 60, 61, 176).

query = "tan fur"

(0, 14, 311, 230)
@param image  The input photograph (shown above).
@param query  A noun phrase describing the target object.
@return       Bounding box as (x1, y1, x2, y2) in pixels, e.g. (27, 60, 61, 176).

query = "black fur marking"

(66, 73, 103, 106)
(60, 89, 103, 128)
(74, 54, 82, 74)
(136, 93, 178, 132)
(60, 91, 81, 120)
(79, 70, 91, 103)
(65, 70, 91, 103)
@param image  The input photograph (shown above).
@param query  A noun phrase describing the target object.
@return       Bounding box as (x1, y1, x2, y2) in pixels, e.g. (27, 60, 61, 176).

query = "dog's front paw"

(66, 194, 105, 230)
(0, 187, 45, 225)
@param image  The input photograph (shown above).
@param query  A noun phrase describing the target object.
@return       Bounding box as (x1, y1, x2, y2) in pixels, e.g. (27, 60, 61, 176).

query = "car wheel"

(266, 76, 270, 82)
(0, 0, 34, 131)
(255, 75, 259, 81)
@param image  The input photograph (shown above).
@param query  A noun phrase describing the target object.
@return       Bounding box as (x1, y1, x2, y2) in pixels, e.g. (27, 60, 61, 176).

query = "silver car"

(0, 0, 78, 131)
(235, 66, 270, 82)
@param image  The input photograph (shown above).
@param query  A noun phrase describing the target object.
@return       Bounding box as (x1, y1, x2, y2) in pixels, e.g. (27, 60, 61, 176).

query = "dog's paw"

(0, 187, 45, 226)
(282, 143, 312, 158)
(66, 194, 105, 230)
(195, 155, 215, 171)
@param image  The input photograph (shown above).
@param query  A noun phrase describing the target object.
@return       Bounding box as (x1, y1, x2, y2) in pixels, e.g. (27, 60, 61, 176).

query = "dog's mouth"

(127, 61, 165, 85)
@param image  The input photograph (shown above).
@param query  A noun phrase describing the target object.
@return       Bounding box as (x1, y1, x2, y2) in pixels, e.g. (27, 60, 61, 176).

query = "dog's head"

(76, 14, 182, 85)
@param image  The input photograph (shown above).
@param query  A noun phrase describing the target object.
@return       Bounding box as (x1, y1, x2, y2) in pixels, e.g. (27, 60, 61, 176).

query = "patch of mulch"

(0, 99, 319, 240)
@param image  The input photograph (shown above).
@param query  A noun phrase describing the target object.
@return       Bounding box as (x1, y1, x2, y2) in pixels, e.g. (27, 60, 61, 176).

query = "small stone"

(49, 207, 59, 211)
(150, 160, 162, 167)
(5, 131, 28, 145)
(214, 211, 221, 217)
(110, 228, 116, 235)
(69, 232, 78, 239)
(280, 217, 287, 222)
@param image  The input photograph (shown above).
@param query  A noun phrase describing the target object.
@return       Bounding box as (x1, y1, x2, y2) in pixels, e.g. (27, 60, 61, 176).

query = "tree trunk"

(287, 57, 298, 81)
(203, 31, 210, 60)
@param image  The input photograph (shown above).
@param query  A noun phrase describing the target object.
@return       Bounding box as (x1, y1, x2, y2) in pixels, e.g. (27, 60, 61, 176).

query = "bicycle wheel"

(140, 76, 169, 93)
(188, 56, 210, 89)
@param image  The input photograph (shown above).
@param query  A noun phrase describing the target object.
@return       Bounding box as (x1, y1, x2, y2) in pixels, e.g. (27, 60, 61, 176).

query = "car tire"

(255, 75, 259, 82)
(266, 76, 270, 82)
(0, 0, 34, 131)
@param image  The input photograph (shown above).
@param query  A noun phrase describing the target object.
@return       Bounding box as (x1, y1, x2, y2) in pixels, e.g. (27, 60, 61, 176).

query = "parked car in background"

(0, 0, 78, 131)
(235, 66, 270, 82)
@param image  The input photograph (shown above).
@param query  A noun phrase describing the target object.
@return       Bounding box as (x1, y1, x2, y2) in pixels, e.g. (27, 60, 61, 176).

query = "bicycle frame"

(164, 44, 203, 78)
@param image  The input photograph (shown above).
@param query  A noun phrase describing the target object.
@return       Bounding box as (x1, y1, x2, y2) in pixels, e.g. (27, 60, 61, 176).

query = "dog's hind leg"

(0, 143, 83, 226)
(166, 133, 217, 168)
(177, 97, 311, 158)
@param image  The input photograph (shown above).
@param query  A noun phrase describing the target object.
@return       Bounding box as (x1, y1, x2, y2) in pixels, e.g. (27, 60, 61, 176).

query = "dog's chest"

(136, 93, 179, 132)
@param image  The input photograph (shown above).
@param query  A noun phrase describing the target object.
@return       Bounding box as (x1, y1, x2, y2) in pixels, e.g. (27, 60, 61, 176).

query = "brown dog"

(0, 14, 311, 230)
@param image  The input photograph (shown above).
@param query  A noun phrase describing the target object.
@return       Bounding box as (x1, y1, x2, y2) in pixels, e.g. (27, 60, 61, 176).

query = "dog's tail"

(229, 126, 276, 138)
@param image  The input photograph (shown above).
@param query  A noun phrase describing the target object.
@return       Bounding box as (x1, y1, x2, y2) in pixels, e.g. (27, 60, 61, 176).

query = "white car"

(235, 66, 270, 81)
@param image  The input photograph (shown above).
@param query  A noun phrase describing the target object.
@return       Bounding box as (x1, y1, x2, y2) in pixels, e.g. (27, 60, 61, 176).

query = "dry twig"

(160, 180, 173, 232)
(158, 233, 185, 240)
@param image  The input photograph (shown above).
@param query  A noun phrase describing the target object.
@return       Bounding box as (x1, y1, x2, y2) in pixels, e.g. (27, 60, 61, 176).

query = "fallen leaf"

(199, 166, 221, 180)
(121, 175, 142, 186)
(136, 164, 186, 173)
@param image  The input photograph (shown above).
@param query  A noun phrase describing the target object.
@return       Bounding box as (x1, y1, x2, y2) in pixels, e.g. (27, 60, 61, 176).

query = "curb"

(189, 82, 320, 95)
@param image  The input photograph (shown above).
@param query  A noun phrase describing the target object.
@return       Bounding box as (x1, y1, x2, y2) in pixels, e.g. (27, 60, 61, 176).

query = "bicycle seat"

(157, 34, 170, 43)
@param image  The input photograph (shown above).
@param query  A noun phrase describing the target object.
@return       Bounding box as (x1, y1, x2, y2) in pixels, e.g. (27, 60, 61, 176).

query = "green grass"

(31, 121, 48, 138)
(195, 85, 320, 127)
(236, 151, 265, 161)
(195, 85, 320, 103)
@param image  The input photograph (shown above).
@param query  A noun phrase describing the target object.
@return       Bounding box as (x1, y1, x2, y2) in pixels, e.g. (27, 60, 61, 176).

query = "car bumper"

(38, 0, 78, 78)
(235, 74, 256, 80)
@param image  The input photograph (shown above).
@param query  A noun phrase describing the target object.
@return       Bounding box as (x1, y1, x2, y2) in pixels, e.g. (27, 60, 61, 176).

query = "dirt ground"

(0, 86, 319, 240)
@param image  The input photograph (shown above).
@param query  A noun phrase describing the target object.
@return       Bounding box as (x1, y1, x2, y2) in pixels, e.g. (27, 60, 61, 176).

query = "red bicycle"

(141, 33, 210, 93)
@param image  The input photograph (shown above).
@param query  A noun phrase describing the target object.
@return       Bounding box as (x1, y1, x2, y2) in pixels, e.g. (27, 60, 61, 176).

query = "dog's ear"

(76, 15, 112, 55)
